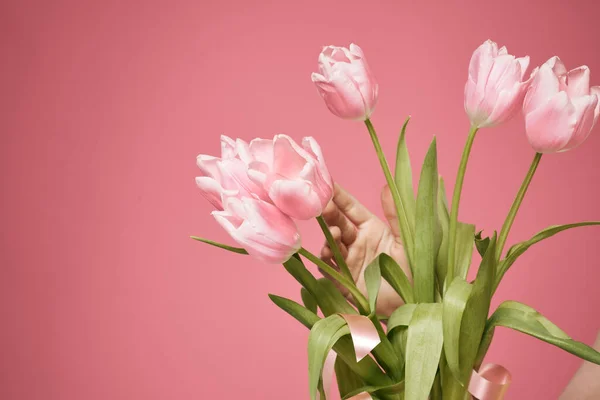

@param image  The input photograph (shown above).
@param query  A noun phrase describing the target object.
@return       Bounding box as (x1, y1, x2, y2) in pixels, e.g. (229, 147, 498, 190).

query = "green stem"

(298, 247, 370, 314)
(496, 153, 543, 262)
(447, 125, 479, 286)
(316, 215, 353, 281)
(364, 119, 414, 269)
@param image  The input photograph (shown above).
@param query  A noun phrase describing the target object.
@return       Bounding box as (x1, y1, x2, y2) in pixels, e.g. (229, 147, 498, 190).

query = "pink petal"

(566, 66, 591, 97)
(212, 209, 244, 236)
(516, 56, 530, 80)
(220, 135, 237, 159)
(196, 155, 222, 179)
(562, 94, 598, 151)
(273, 134, 311, 179)
(545, 56, 567, 76)
(243, 197, 301, 242)
(349, 43, 364, 59)
(525, 91, 576, 153)
(302, 137, 333, 188)
(269, 179, 324, 220)
(591, 86, 600, 121)
(235, 138, 253, 164)
(195, 177, 224, 210)
(325, 66, 368, 119)
(249, 138, 274, 167)
(483, 81, 528, 127)
(523, 64, 560, 114)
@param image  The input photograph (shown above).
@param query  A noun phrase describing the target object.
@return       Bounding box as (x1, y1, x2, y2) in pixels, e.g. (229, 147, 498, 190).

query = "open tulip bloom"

(192, 40, 600, 400)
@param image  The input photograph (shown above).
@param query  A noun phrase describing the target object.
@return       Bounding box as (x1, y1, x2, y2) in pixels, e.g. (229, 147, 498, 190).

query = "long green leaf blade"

(442, 277, 473, 380)
(413, 138, 440, 303)
(190, 236, 248, 254)
(387, 304, 418, 333)
(478, 301, 600, 366)
(436, 177, 450, 293)
(379, 253, 414, 304)
(495, 222, 600, 289)
(335, 357, 365, 399)
(269, 294, 320, 329)
(394, 116, 416, 234)
(458, 234, 497, 383)
(405, 303, 444, 400)
(454, 223, 475, 280)
(301, 288, 319, 314)
(365, 256, 383, 314)
(308, 315, 351, 400)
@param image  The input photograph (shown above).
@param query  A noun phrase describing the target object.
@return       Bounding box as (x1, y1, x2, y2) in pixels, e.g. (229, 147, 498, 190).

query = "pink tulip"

(213, 195, 302, 264)
(523, 56, 600, 153)
(195, 135, 268, 209)
(247, 135, 333, 220)
(465, 40, 534, 128)
(311, 44, 378, 120)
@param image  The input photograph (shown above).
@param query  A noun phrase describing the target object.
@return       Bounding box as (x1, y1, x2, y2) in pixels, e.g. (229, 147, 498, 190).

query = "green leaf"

(405, 303, 444, 400)
(365, 256, 383, 314)
(495, 222, 600, 290)
(283, 256, 355, 316)
(301, 288, 319, 314)
(269, 295, 390, 390)
(387, 304, 418, 333)
(442, 277, 473, 381)
(436, 177, 450, 293)
(190, 236, 248, 254)
(269, 294, 321, 329)
(454, 223, 475, 280)
(335, 357, 365, 399)
(474, 231, 490, 258)
(458, 234, 497, 383)
(317, 278, 357, 315)
(368, 253, 414, 305)
(344, 381, 406, 399)
(477, 301, 600, 366)
(413, 138, 440, 303)
(308, 315, 351, 400)
(394, 116, 416, 235)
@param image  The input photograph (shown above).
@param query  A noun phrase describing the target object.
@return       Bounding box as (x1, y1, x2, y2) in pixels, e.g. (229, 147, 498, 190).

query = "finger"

(329, 226, 349, 260)
(320, 243, 334, 263)
(381, 184, 402, 238)
(323, 201, 358, 246)
(332, 183, 373, 226)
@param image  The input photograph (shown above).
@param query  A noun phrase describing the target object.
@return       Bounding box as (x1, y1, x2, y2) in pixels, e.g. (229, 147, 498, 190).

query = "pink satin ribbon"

(468, 363, 512, 400)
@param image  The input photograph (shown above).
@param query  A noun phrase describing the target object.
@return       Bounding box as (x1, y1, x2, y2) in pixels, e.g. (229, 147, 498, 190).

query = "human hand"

(320, 183, 410, 316)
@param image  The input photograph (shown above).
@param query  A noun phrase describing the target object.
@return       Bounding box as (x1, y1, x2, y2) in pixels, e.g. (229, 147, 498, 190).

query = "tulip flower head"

(465, 40, 534, 128)
(311, 44, 378, 120)
(523, 56, 600, 153)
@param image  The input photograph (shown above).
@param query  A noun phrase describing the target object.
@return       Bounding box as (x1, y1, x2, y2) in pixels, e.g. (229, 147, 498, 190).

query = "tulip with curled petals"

(212, 195, 301, 264)
(523, 56, 600, 153)
(465, 40, 534, 128)
(311, 44, 378, 121)
(247, 135, 333, 220)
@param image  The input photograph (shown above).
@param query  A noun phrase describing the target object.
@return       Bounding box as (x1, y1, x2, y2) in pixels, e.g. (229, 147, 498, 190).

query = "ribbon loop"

(468, 363, 512, 400)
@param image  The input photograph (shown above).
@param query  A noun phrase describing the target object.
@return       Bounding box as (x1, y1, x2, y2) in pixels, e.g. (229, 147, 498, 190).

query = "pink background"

(2, 1, 600, 399)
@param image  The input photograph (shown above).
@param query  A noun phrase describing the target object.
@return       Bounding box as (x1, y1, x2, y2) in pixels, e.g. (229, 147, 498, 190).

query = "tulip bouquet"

(192, 40, 600, 400)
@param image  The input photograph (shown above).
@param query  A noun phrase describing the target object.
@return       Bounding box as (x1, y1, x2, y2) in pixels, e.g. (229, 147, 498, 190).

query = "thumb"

(381, 185, 402, 238)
